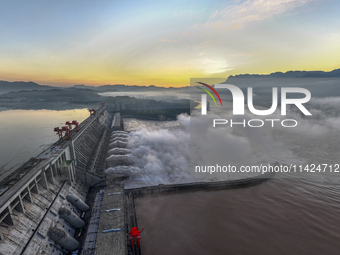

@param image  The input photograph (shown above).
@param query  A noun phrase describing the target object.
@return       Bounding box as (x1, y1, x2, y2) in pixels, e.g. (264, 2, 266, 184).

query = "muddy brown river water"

(135, 174, 340, 255)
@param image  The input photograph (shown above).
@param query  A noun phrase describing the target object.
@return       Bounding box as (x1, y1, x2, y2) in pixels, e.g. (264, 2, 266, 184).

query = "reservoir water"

(0, 109, 89, 180)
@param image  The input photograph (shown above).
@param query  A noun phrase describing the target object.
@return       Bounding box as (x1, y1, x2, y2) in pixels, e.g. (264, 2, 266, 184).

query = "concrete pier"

(112, 113, 123, 130)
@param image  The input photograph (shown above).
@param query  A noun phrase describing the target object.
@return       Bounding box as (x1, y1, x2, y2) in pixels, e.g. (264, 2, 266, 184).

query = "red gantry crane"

(54, 127, 64, 140)
(54, 126, 70, 140)
(88, 109, 96, 115)
(62, 126, 71, 140)
(54, 120, 79, 140)
(66, 120, 79, 132)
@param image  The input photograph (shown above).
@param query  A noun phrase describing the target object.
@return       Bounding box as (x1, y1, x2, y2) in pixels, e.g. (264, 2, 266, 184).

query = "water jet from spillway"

(110, 137, 129, 143)
(111, 133, 129, 139)
(105, 166, 141, 175)
(108, 148, 132, 155)
(109, 140, 128, 148)
(106, 154, 135, 166)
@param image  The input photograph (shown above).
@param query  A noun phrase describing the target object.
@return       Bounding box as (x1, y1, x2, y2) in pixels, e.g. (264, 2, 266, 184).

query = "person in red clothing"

(129, 227, 143, 248)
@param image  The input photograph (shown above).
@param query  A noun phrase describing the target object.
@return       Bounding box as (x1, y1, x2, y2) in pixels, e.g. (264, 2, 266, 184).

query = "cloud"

(181, 31, 191, 35)
(209, 0, 313, 29)
(198, 58, 232, 74)
(160, 38, 180, 43)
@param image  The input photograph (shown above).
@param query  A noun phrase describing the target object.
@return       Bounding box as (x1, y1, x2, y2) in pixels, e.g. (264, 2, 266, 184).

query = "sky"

(0, 0, 339, 87)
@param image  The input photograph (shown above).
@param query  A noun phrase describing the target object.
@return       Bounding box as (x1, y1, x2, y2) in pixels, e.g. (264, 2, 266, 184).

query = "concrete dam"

(0, 105, 273, 255)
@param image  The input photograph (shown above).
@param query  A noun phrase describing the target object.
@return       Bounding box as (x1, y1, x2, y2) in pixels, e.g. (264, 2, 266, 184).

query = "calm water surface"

(0, 109, 89, 180)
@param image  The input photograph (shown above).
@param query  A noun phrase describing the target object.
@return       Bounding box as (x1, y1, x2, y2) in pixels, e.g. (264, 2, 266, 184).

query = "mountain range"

(227, 68, 340, 79)
(0, 68, 339, 93)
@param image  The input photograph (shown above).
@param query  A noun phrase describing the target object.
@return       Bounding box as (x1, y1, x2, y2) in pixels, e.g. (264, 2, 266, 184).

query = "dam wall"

(0, 106, 112, 254)
(73, 119, 106, 170)
(73, 109, 113, 186)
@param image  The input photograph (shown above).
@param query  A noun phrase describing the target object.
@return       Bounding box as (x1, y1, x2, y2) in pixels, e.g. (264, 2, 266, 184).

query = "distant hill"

(0, 80, 187, 94)
(0, 81, 54, 93)
(73, 84, 182, 92)
(227, 68, 340, 79)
